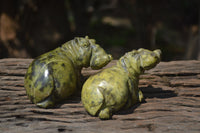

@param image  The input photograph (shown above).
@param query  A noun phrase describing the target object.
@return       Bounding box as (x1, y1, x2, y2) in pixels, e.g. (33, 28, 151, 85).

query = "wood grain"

(0, 58, 200, 133)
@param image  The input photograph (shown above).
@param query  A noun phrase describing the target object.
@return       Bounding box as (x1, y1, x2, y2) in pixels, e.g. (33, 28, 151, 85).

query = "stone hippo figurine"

(81, 48, 161, 119)
(24, 36, 112, 108)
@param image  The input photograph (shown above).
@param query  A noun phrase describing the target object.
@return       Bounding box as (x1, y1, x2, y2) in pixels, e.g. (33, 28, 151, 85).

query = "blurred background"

(0, 0, 200, 61)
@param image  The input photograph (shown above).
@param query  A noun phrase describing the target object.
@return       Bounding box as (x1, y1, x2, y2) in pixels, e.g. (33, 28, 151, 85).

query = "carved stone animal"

(24, 36, 112, 108)
(81, 48, 161, 119)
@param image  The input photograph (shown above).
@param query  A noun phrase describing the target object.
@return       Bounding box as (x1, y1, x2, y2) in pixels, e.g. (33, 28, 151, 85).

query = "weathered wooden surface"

(0, 58, 200, 133)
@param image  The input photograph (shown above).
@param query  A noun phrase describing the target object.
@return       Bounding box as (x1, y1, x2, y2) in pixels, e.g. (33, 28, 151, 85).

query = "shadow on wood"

(141, 85, 178, 98)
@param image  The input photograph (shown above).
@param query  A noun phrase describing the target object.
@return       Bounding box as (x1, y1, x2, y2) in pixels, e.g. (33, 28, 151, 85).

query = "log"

(0, 58, 200, 133)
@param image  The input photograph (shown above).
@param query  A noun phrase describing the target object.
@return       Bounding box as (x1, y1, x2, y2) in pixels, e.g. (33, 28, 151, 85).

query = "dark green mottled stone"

(24, 36, 112, 108)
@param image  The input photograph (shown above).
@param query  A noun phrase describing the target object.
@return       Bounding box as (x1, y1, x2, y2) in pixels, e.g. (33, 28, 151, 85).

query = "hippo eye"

(82, 42, 90, 48)
(150, 53, 156, 57)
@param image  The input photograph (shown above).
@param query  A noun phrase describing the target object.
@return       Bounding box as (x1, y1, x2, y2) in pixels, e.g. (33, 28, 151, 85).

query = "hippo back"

(24, 48, 77, 104)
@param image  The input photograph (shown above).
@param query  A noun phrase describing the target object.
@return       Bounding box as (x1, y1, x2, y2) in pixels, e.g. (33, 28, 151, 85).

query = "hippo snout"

(108, 54, 113, 61)
(153, 49, 161, 63)
(90, 54, 113, 70)
(154, 49, 161, 58)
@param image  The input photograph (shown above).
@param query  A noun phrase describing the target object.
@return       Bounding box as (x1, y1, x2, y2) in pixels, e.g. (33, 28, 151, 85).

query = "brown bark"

(0, 58, 200, 133)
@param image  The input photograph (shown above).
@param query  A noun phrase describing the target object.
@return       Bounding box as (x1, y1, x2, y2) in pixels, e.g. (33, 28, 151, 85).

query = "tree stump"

(0, 58, 200, 133)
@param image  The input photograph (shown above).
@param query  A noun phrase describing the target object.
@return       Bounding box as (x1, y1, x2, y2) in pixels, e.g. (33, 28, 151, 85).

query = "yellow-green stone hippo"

(24, 36, 112, 108)
(81, 48, 161, 119)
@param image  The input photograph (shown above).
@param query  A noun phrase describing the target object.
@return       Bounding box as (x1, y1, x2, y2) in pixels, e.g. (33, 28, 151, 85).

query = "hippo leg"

(36, 95, 55, 108)
(138, 90, 144, 102)
(98, 107, 112, 119)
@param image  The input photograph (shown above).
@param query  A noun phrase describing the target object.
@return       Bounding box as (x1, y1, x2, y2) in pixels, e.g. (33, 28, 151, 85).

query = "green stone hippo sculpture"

(24, 36, 112, 108)
(81, 48, 161, 119)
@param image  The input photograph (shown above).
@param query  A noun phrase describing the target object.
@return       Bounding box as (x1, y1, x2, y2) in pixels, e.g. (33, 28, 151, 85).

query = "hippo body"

(81, 49, 161, 119)
(24, 36, 112, 108)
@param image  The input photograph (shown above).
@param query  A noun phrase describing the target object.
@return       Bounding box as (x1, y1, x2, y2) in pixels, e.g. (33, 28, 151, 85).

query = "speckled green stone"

(81, 48, 161, 119)
(24, 36, 112, 108)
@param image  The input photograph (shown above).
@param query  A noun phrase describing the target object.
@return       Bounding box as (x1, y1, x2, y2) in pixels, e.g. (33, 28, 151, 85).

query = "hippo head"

(137, 48, 161, 70)
(74, 36, 112, 69)
(89, 43, 113, 69)
(89, 38, 113, 69)
(121, 48, 161, 74)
